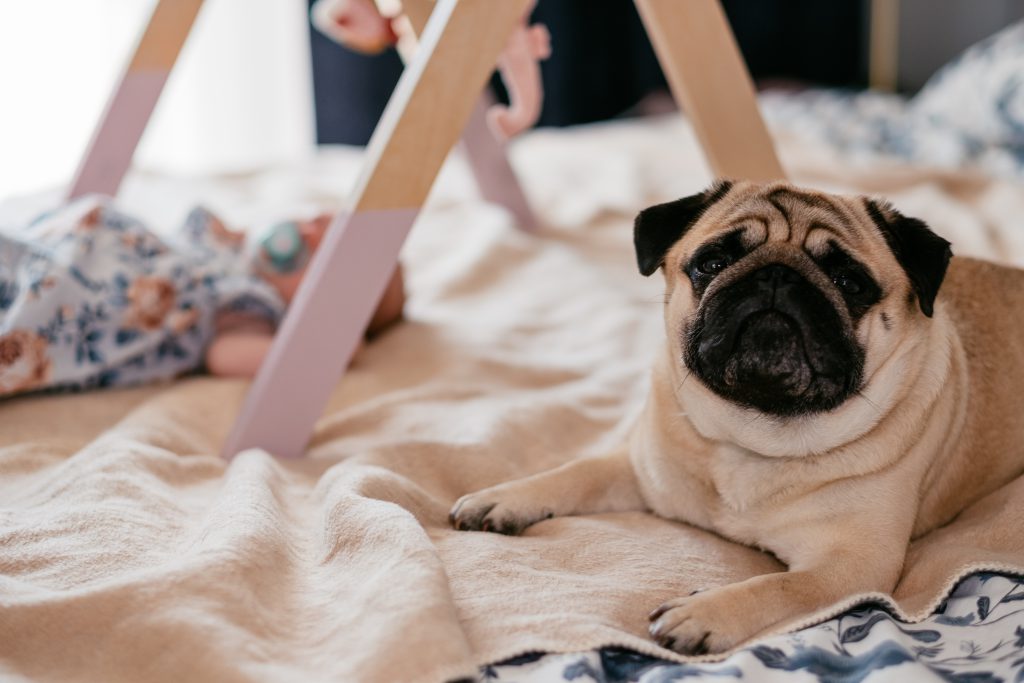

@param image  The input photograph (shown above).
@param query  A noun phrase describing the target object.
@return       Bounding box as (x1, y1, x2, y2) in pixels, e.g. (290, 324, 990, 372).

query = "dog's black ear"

(865, 199, 952, 318)
(634, 181, 733, 277)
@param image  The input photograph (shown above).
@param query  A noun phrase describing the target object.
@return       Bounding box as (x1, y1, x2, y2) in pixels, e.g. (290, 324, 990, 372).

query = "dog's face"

(635, 181, 952, 448)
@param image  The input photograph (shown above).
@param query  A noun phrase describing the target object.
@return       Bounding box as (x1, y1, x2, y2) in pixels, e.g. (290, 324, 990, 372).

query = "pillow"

(911, 21, 1024, 150)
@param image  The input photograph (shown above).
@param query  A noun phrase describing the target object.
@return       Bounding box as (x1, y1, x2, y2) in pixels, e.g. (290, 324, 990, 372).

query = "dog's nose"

(754, 264, 802, 285)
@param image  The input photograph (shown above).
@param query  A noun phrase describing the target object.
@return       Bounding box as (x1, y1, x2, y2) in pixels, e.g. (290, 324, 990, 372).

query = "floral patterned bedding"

(761, 21, 1024, 180)
(480, 572, 1024, 682)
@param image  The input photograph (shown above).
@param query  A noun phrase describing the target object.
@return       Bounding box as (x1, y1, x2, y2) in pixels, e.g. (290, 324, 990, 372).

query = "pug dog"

(449, 180, 1024, 655)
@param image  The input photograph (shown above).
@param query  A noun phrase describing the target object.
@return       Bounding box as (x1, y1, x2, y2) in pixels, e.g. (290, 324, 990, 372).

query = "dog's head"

(635, 180, 952, 426)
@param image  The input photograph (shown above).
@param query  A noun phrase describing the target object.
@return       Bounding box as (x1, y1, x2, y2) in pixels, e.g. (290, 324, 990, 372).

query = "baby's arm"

(206, 268, 403, 378)
(206, 333, 275, 378)
(310, 0, 396, 54)
(205, 314, 276, 378)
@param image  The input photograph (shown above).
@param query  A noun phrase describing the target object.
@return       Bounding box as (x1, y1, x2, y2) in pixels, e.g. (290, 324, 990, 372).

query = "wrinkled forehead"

(684, 183, 883, 257)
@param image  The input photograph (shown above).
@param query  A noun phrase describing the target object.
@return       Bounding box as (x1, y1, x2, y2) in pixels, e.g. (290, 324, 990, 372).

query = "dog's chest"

(636, 444, 794, 547)
(705, 447, 798, 544)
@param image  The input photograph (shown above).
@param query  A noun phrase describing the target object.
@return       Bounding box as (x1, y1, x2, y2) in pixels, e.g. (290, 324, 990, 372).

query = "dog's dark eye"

(698, 252, 732, 275)
(686, 229, 748, 296)
(832, 270, 864, 295)
(816, 242, 882, 319)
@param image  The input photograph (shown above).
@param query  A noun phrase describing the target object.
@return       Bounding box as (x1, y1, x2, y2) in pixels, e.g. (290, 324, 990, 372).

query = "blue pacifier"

(257, 221, 310, 274)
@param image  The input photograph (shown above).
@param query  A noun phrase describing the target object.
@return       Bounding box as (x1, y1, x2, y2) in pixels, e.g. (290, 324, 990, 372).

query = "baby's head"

(251, 214, 332, 303)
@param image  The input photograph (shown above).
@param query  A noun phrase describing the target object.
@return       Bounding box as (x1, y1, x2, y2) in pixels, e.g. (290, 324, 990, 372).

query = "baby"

(0, 197, 403, 398)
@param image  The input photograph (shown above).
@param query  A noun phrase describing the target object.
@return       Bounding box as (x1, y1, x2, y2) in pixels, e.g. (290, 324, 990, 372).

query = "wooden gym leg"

(223, 0, 531, 458)
(67, 0, 204, 199)
(400, 0, 538, 231)
(634, 0, 786, 181)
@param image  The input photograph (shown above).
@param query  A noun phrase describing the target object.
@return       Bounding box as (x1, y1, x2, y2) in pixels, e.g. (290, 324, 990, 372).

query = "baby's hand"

(311, 0, 396, 54)
(206, 330, 275, 378)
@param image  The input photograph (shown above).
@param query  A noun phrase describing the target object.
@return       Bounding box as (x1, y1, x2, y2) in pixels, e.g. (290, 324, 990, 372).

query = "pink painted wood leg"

(67, 71, 170, 199)
(221, 208, 414, 457)
(67, 0, 204, 199)
(459, 93, 539, 232)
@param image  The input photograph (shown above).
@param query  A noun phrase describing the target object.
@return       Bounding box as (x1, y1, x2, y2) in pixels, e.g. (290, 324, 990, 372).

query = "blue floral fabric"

(761, 21, 1024, 179)
(480, 572, 1024, 682)
(0, 197, 283, 397)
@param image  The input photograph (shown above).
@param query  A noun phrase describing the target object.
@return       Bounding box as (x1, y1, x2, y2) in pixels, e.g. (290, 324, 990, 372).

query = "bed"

(3, 109, 1024, 683)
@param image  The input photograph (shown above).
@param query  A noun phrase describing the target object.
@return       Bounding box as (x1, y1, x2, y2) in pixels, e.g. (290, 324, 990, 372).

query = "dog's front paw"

(648, 587, 757, 655)
(449, 485, 555, 535)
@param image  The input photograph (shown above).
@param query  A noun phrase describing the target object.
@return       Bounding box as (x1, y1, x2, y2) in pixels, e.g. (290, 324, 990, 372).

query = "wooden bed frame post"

(222, 0, 532, 458)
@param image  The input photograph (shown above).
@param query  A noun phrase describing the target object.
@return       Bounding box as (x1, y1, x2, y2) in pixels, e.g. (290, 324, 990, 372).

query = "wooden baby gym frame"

(69, 0, 784, 459)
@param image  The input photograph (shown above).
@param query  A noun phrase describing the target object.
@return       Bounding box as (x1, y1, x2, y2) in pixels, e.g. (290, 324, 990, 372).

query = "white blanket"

(3, 115, 1024, 683)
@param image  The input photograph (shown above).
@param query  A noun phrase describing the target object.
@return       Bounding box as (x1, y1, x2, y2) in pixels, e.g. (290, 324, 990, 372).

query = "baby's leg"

(205, 332, 274, 378)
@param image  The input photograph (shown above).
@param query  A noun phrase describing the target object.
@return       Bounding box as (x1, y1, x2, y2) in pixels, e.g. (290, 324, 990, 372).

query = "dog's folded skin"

(450, 180, 1024, 655)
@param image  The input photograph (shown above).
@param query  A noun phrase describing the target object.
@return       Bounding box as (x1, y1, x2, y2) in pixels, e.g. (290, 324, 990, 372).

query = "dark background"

(308, 0, 868, 145)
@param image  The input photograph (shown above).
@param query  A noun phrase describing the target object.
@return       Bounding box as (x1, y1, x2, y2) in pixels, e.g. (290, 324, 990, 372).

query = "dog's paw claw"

(449, 500, 497, 532)
(646, 589, 748, 655)
(648, 604, 670, 622)
(449, 491, 552, 536)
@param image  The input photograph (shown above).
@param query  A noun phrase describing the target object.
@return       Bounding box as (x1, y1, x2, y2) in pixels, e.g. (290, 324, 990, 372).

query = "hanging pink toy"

(487, 4, 550, 140)
(310, 0, 549, 139)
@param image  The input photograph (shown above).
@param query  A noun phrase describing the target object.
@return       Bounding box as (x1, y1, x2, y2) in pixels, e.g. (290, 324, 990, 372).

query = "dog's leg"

(648, 538, 908, 655)
(449, 450, 645, 534)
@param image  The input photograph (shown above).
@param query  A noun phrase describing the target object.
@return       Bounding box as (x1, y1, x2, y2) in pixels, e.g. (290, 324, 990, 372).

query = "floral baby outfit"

(0, 197, 284, 397)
